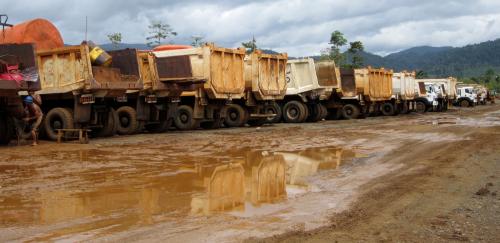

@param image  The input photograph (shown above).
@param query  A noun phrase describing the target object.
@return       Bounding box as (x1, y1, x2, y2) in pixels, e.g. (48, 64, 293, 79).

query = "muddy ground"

(0, 104, 499, 242)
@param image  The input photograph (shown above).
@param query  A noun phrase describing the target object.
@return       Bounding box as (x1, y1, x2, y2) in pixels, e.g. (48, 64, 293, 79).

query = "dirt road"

(1, 104, 499, 242)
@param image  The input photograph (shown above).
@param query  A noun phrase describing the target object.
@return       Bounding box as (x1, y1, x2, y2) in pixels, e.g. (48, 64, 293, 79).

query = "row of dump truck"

(0, 18, 496, 143)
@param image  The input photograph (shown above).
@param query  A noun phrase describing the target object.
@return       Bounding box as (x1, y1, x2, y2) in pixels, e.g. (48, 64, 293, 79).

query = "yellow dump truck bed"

(36, 44, 141, 96)
(244, 50, 288, 101)
(340, 67, 393, 102)
(153, 43, 246, 100)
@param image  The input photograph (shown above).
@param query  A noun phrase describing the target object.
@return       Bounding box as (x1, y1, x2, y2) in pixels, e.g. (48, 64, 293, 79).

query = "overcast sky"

(3, 0, 500, 56)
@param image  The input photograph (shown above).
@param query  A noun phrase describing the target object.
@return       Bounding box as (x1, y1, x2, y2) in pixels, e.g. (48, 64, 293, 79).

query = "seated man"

(21, 96, 43, 146)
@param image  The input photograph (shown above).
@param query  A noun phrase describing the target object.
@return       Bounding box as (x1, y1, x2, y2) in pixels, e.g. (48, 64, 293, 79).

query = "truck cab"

(456, 86, 477, 107)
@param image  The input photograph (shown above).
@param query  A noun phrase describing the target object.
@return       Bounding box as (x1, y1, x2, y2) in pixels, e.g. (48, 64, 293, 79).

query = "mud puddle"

(0, 145, 358, 241)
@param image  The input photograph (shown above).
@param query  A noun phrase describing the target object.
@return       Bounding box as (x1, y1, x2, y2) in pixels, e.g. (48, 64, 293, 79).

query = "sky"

(3, 0, 500, 56)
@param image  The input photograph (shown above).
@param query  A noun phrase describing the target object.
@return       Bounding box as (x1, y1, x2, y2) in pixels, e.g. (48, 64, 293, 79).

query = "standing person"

(22, 96, 43, 146)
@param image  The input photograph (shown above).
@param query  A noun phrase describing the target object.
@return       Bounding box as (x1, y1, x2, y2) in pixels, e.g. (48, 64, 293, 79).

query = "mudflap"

(74, 98, 91, 124)
(136, 98, 150, 122)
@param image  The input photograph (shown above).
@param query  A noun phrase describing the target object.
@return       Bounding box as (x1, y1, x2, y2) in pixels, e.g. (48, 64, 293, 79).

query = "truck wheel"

(116, 106, 138, 135)
(224, 104, 246, 127)
(342, 104, 360, 119)
(460, 99, 470, 107)
(175, 105, 197, 130)
(307, 103, 323, 122)
(381, 103, 395, 116)
(415, 101, 426, 113)
(283, 101, 307, 123)
(96, 108, 118, 137)
(319, 104, 328, 120)
(265, 103, 282, 123)
(43, 108, 75, 141)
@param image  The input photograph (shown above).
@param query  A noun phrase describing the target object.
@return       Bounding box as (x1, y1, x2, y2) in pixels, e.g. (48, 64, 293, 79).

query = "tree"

(348, 41, 364, 68)
(146, 21, 177, 47)
(191, 35, 205, 47)
(107, 33, 122, 49)
(242, 36, 257, 53)
(328, 30, 348, 65)
(416, 70, 428, 79)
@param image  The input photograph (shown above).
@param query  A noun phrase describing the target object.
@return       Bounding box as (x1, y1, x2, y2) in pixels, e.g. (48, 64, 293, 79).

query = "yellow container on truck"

(326, 67, 393, 119)
(36, 43, 141, 140)
(222, 50, 288, 126)
(389, 71, 417, 114)
(280, 58, 328, 123)
(153, 43, 246, 130)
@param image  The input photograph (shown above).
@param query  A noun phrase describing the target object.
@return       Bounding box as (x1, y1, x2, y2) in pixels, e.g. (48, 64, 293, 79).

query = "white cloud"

(3, 0, 500, 56)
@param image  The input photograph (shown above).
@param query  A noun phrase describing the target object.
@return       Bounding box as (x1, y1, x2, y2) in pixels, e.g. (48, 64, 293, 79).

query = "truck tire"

(174, 105, 197, 130)
(96, 108, 118, 137)
(415, 101, 426, 113)
(224, 104, 246, 127)
(381, 103, 395, 116)
(116, 106, 138, 135)
(43, 107, 75, 141)
(307, 103, 323, 122)
(319, 104, 328, 120)
(265, 103, 282, 123)
(460, 99, 470, 107)
(342, 104, 360, 119)
(283, 100, 307, 123)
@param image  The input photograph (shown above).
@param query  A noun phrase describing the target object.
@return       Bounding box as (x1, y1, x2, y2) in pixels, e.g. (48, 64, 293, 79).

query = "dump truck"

(324, 67, 393, 119)
(416, 78, 456, 111)
(108, 49, 188, 134)
(223, 50, 287, 127)
(153, 43, 246, 130)
(0, 43, 39, 144)
(279, 58, 331, 123)
(455, 85, 478, 107)
(414, 81, 443, 112)
(386, 71, 417, 115)
(36, 43, 141, 140)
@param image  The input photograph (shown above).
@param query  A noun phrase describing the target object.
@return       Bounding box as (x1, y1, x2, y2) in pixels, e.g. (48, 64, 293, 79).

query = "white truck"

(455, 86, 478, 107)
(414, 81, 442, 113)
(415, 78, 455, 111)
(387, 71, 416, 114)
(279, 58, 330, 123)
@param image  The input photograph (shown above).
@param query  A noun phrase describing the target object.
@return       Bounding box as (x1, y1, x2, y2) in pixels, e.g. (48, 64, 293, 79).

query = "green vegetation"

(460, 69, 500, 92)
(321, 30, 365, 68)
(191, 36, 205, 47)
(146, 21, 177, 47)
(106, 33, 122, 49)
(242, 36, 258, 53)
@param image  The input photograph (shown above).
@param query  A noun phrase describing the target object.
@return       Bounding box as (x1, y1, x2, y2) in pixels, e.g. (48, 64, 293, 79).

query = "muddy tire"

(318, 104, 328, 120)
(460, 99, 470, 108)
(224, 104, 246, 127)
(342, 104, 360, 119)
(381, 103, 395, 116)
(174, 105, 197, 130)
(415, 101, 426, 113)
(306, 103, 323, 122)
(283, 101, 307, 123)
(265, 103, 282, 123)
(96, 108, 118, 137)
(116, 106, 138, 135)
(43, 107, 75, 141)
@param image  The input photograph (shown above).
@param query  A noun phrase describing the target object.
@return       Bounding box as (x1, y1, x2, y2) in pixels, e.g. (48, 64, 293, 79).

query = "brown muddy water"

(0, 144, 358, 241)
